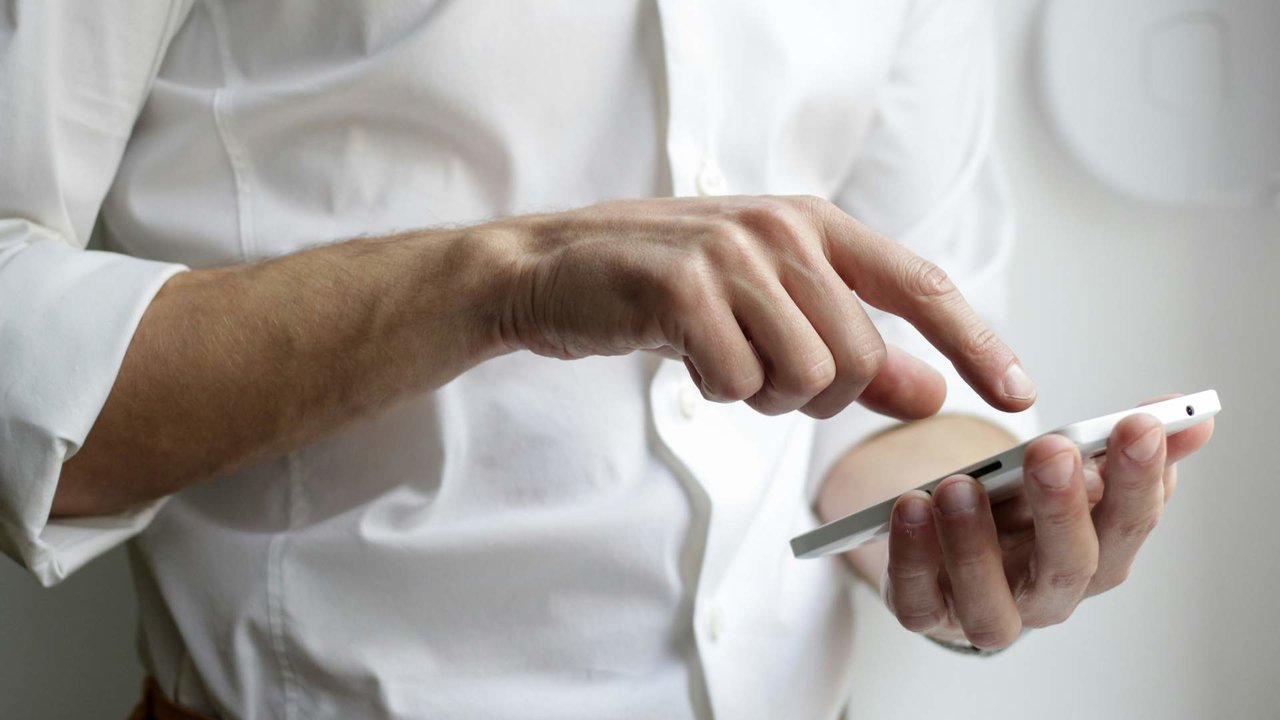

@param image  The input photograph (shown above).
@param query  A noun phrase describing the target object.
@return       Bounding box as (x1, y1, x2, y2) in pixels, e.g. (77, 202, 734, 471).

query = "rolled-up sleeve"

(0, 1, 192, 586)
(810, 0, 1038, 491)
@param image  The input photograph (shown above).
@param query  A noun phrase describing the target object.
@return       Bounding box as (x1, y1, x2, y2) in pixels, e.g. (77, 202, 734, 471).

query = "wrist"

(441, 220, 541, 363)
(469, 213, 571, 359)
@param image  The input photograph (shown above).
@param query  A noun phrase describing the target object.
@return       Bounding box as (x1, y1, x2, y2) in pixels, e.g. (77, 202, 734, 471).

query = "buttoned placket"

(651, 2, 740, 714)
(650, 361, 792, 715)
(656, 0, 727, 199)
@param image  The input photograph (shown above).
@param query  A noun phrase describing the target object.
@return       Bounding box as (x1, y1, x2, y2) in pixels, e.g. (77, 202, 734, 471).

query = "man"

(0, 1, 1213, 718)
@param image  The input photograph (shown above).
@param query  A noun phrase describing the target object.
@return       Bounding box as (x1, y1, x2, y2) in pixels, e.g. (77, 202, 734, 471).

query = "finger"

(1081, 458, 1106, 506)
(1167, 419, 1213, 465)
(990, 454, 1101, 536)
(885, 491, 948, 633)
(680, 299, 765, 402)
(1018, 436, 1098, 627)
(854, 345, 947, 421)
(932, 476, 1023, 649)
(990, 493, 1034, 535)
(780, 263, 889, 419)
(1163, 463, 1178, 503)
(733, 281, 835, 415)
(1135, 394, 1214, 464)
(810, 202, 1035, 413)
(1088, 454, 1175, 504)
(1088, 414, 1167, 596)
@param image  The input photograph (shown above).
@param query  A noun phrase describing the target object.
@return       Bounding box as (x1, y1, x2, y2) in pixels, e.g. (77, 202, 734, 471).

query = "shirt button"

(708, 605, 726, 642)
(677, 385, 699, 419)
(696, 161, 726, 196)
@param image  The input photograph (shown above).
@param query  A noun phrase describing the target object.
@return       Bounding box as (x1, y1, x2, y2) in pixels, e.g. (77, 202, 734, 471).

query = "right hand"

(491, 195, 1035, 420)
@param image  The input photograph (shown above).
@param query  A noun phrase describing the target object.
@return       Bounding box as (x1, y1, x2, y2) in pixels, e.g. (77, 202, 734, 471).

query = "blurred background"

(2, 0, 1277, 717)
(846, 0, 1280, 718)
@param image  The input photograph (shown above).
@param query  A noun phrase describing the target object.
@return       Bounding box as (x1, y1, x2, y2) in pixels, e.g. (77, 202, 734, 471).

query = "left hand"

(880, 398, 1215, 649)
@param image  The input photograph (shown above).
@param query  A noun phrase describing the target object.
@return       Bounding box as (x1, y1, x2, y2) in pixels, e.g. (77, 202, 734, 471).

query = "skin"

(53, 192, 1215, 646)
(56, 195, 1033, 515)
(819, 403, 1214, 649)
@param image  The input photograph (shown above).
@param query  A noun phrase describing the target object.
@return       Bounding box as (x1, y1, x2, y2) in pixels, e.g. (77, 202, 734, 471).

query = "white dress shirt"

(0, 1, 1034, 718)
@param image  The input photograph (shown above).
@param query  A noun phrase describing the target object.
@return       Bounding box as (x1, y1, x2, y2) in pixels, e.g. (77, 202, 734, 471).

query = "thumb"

(855, 345, 947, 421)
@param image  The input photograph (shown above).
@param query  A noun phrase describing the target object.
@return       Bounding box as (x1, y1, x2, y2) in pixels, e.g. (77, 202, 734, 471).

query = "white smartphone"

(790, 389, 1221, 560)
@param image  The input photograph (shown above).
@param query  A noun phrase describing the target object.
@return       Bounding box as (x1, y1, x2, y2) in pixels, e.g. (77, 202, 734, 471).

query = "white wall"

(844, 1, 1280, 718)
(2, 2, 1277, 718)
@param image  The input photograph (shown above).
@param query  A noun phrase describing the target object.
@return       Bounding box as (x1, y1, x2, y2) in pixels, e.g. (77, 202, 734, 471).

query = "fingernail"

(936, 480, 978, 515)
(1122, 427, 1162, 464)
(1032, 451, 1075, 489)
(898, 498, 930, 525)
(1001, 362, 1036, 401)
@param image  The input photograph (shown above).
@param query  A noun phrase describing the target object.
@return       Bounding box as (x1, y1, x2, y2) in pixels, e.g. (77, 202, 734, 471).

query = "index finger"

(811, 200, 1035, 412)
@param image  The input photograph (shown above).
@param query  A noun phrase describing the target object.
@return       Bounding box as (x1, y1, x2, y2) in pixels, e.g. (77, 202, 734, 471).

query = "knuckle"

(903, 257, 955, 302)
(716, 369, 765, 402)
(1117, 463, 1166, 492)
(1041, 501, 1090, 531)
(793, 194, 831, 214)
(791, 194, 838, 227)
(788, 355, 837, 397)
(888, 562, 937, 584)
(703, 222, 758, 267)
(1024, 606, 1076, 629)
(704, 216, 742, 241)
(1043, 566, 1095, 592)
(966, 619, 1022, 651)
(736, 202, 807, 250)
(959, 325, 1004, 362)
(948, 551, 996, 578)
(1092, 566, 1131, 593)
(1114, 513, 1161, 542)
(791, 195, 841, 234)
(736, 202, 790, 232)
(745, 388, 793, 417)
(897, 610, 944, 634)
(843, 338, 888, 384)
(801, 399, 845, 420)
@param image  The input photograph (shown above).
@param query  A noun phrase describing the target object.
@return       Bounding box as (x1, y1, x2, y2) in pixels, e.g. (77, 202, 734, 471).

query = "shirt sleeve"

(808, 0, 1039, 494)
(0, 1, 193, 586)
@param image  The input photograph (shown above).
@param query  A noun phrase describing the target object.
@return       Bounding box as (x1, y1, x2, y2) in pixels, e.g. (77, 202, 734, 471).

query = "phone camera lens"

(1185, 405, 1194, 416)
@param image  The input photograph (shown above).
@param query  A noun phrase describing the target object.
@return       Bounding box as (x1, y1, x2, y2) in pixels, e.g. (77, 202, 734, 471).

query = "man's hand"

(495, 195, 1036, 420)
(843, 399, 1215, 650)
(62, 195, 1033, 517)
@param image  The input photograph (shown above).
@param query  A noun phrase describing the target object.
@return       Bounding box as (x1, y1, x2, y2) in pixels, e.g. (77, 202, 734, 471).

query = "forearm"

(52, 191, 1034, 521)
(817, 414, 1018, 591)
(54, 228, 517, 517)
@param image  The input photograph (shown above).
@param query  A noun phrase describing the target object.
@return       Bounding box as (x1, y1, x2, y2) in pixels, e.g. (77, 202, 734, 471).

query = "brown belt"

(129, 678, 217, 720)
